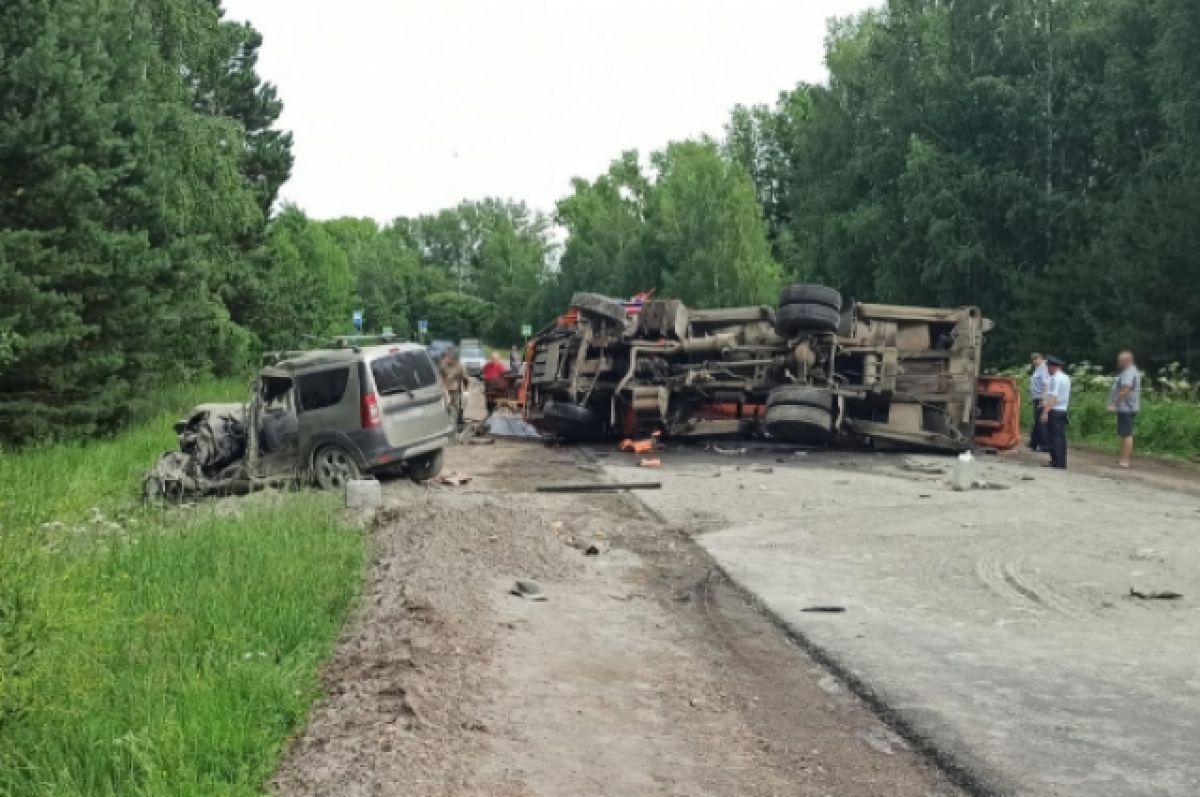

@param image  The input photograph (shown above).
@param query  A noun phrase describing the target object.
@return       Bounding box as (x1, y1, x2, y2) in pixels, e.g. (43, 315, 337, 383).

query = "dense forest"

(2, 0, 1199, 443)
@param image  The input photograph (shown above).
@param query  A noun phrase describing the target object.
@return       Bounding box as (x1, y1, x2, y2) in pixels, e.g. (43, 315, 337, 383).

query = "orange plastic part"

(620, 433, 660, 455)
(974, 376, 1022, 451)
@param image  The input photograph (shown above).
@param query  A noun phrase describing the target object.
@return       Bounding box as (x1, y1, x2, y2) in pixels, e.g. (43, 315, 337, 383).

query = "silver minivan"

(145, 343, 455, 498)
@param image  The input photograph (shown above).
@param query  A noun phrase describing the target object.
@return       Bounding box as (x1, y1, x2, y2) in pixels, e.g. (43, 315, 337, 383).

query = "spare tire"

(766, 386, 834, 412)
(779, 284, 842, 311)
(570, 292, 628, 327)
(775, 303, 840, 336)
(764, 404, 832, 444)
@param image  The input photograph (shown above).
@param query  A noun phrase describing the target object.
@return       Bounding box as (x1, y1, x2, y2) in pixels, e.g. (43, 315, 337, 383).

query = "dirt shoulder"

(273, 442, 960, 796)
(1011, 443, 1200, 497)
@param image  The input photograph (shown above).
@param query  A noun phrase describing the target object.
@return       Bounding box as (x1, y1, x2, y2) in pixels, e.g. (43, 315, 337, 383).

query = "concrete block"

(345, 479, 382, 509)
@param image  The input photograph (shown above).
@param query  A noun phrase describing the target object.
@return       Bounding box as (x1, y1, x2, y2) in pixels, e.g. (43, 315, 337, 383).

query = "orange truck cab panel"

(974, 376, 1021, 451)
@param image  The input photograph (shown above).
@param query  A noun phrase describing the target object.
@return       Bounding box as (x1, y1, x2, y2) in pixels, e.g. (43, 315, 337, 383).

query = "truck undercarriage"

(521, 286, 1020, 452)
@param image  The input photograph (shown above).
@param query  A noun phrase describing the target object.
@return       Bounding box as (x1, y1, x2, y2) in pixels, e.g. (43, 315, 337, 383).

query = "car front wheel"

(313, 445, 360, 490)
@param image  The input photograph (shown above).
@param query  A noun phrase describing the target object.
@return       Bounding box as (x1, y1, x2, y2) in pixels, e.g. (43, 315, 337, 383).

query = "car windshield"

(461, 348, 484, 359)
(371, 351, 438, 395)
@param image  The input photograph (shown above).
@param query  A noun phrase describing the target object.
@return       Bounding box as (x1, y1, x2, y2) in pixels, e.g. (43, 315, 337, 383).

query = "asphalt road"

(603, 447, 1200, 796)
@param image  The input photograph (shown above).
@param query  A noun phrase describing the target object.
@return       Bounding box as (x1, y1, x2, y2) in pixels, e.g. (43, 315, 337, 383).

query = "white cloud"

(221, 0, 879, 221)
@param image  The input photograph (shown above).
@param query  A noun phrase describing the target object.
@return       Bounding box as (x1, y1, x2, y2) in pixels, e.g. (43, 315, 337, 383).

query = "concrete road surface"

(605, 448, 1200, 796)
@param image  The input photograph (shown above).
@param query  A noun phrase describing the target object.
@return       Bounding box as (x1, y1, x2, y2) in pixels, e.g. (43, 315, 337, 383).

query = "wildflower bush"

(997, 362, 1200, 460)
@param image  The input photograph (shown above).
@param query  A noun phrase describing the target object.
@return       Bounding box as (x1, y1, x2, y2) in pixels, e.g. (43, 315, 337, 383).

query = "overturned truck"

(522, 286, 1020, 452)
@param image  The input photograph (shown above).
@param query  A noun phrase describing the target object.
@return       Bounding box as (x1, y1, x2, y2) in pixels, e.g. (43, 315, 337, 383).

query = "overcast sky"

(221, 0, 878, 223)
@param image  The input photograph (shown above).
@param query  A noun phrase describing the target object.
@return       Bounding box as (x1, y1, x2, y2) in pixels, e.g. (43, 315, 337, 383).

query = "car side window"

(297, 368, 350, 412)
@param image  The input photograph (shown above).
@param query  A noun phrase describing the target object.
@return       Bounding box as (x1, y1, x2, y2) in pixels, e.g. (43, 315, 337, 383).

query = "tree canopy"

(726, 0, 1200, 371)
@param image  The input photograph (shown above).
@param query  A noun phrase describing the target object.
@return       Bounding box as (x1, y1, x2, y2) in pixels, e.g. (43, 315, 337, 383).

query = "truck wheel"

(570, 292, 628, 327)
(766, 386, 834, 412)
(775, 303, 840, 336)
(779, 284, 842, 311)
(765, 404, 832, 444)
(544, 400, 602, 441)
(407, 449, 444, 483)
(313, 445, 360, 490)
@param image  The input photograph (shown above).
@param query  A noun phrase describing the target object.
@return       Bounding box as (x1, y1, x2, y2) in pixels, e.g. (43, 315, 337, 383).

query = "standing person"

(1107, 351, 1142, 469)
(509, 345, 522, 373)
(1029, 352, 1049, 453)
(481, 352, 507, 383)
(481, 353, 508, 414)
(1041, 355, 1072, 469)
(439, 349, 469, 428)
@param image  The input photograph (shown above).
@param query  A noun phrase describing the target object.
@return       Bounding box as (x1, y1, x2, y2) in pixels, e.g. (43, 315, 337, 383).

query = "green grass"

(0, 379, 364, 796)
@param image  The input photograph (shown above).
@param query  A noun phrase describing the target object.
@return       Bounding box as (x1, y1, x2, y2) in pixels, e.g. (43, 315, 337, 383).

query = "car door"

(295, 365, 359, 454)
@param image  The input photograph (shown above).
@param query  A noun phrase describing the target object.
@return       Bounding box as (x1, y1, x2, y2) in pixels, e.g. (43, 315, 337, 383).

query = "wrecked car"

(145, 343, 455, 499)
(521, 286, 1021, 452)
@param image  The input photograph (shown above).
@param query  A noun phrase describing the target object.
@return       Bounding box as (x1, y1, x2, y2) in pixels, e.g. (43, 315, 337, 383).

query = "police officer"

(439, 349, 469, 428)
(1029, 352, 1049, 452)
(1040, 355, 1071, 469)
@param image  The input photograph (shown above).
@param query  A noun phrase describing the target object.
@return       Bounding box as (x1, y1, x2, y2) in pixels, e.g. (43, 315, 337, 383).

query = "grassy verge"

(1014, 378, 1200, 461)
(0, 379, 364, 796)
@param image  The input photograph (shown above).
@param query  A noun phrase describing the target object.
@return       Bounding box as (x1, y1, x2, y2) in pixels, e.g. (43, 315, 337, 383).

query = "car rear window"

(461, 348, 484, 359)
(371, 351, 439, 395)
(297, 368, 350, 411)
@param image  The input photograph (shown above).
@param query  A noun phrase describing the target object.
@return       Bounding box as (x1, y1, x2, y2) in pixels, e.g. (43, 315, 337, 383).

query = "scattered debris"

(535, 482, 662, 493)
(466, 437, 496, 446)
(584, 541, 607, 556)
(1128, 588, 1183, 601)
(801, 606, 846, 613)
(899, 459, 945, 475)
(817, 675, 844, 695)
(706, 442, 747, 456)
(620, 433, 661, 455)
(918, 494, 932, 499)
(1020, 475, 1036, 481)
(435, 472, 472, 486)
(857, 728, 908, 755)
(510, 579, 548, 601)
(750, 464, 774, 474)
(639, 458, 663, 468)
(972, 480, 1010, 491)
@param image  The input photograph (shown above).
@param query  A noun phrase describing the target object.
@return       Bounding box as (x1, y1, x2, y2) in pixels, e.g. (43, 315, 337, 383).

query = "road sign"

(352, 309, 364, 332)
(418, 319, 429, 335)
(521, 324, 532, 338)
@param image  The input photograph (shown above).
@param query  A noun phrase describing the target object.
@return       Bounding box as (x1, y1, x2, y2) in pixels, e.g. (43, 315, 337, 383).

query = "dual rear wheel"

(764, 385, 834, 445)
(774, 283, 842, 337)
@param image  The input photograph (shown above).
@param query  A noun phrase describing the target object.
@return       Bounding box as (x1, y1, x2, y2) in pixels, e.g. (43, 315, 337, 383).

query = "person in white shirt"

(1040, 355, 1071, 469)
(1029, 352, 1049, 452)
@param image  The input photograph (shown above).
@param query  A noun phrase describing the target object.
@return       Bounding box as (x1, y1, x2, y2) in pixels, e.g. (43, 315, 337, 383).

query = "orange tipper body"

(522, 288, 1013, 453)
